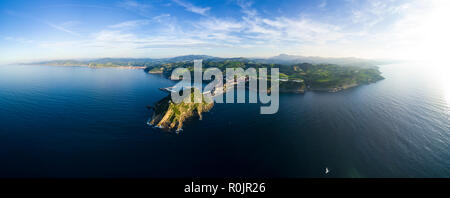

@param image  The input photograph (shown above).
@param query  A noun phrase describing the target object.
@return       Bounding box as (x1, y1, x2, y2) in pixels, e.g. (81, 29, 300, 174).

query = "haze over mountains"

(31, 54, 391, 68)
(253, 54, 393, 67)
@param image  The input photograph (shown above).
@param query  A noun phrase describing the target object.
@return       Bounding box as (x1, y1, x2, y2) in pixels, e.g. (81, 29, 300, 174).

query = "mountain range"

(30, 54, 393, 67)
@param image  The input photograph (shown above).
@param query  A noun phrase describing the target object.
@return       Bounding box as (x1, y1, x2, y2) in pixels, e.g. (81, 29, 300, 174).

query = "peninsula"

(31, 55, 385, 132)
(144, 60, 384, 93)
(148, 88, 214, 132)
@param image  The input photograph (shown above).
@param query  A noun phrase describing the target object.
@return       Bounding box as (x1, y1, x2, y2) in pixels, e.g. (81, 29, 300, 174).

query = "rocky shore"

(148, 88, 214, 132)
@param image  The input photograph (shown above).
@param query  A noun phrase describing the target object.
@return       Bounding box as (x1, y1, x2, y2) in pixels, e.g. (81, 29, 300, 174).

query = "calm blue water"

(0, 64, 449, 178)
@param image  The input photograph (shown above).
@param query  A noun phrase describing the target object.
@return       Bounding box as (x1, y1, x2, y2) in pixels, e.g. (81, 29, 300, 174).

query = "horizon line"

(3, 53, 391, 65)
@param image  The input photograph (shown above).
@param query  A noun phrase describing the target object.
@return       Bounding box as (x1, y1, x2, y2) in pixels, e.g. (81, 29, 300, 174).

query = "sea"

(0, 62, 448, 177)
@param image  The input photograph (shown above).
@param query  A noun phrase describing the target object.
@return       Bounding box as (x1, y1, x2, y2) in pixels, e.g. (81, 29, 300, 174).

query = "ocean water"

(0, 63, 448, 178)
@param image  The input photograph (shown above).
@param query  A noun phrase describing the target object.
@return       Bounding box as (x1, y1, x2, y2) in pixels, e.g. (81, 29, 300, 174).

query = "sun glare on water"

(442, 68, 450, 107)
(406, 0, 450, 107)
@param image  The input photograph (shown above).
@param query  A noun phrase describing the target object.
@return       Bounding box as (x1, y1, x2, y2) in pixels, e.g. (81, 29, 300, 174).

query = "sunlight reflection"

(440, 65, 450, 109)
(444, 77, 450, 107)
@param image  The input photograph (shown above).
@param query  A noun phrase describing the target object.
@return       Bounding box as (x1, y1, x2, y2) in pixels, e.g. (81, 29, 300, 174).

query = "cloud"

(93, 30, 136, 43)
(45, 22, 81, 37)
(37, 0, 358, 57)
(118, 0, 153, 18)
(236, 0, 257, 17)
(318, 0, 327, 8)
(363, 0, 450, 60)
(38, 28, 210, 51)
(108, 20, 150, 29)
(233, 1, 354, 45)
(59, 21, 81, 28)
(118, 0, 151, 10)
(108, 13, 172, 30)
(349, 0, 407, 28)
(8, 0, 446, 61)
(4, 10, 81, 37)
(172, 0, 211, 16)
(3, 36, 34, 44)
(152, 14, 171, 22)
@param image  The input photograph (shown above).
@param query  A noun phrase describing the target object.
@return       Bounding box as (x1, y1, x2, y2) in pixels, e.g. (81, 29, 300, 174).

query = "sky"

(0, 0, 449, 64)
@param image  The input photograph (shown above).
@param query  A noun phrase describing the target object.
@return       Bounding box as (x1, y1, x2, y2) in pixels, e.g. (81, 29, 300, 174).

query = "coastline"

(27, 64, 146, 70)
(307, 82, 360, 93)
(32, 63, 382, 94)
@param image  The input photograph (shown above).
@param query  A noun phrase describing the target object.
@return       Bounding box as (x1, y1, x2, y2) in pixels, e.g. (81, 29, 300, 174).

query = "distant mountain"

(32, 55, 217, 66)
(255, 54, 387, 67)
(163, 55, 215, 62)
(31, 54, 391, 67)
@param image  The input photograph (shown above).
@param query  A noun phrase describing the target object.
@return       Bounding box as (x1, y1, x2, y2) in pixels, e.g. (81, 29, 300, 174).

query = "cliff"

(279, 81, 306, 93)
(145, 67, 164, 74)
(148, 88, 214, 132)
